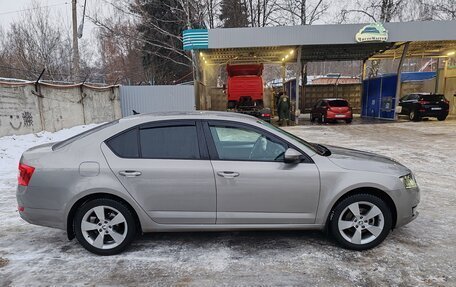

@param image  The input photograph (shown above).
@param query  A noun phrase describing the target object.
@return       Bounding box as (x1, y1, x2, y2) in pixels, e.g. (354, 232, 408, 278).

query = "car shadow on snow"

(130, 230, 333, 253)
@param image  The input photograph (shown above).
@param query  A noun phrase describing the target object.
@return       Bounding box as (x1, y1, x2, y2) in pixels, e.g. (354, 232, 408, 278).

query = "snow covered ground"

(0, 119, 455, 286)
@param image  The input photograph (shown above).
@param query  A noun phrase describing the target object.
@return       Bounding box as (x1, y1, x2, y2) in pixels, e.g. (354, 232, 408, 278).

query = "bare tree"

(279, 0, 329, 25)
(97, 16, 146, 84)
(435, 0, 456, 19)
(205, 0, 222, 28)
(245, 0, 281, 27)
(2, 2, 71, 81)
(339, 0, 406, 23)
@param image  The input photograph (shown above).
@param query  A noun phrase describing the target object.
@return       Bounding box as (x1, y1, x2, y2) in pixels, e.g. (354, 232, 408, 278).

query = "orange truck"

(226, 64, 271, 122)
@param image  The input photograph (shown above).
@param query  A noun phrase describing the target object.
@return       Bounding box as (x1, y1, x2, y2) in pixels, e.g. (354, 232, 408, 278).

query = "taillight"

(442, 98, 449, 104)
(418, 100, 430, 105)
(261, 113, 271, 117)
(18, 163, 35, 186)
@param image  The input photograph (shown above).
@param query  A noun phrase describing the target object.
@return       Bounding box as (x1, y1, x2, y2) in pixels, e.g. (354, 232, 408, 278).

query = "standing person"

(278, 93, 290, 126)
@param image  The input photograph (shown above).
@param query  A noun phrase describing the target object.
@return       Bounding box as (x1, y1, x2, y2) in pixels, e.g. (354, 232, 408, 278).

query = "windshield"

(52, 120, 118, 150)
(257, 120, 329, 155)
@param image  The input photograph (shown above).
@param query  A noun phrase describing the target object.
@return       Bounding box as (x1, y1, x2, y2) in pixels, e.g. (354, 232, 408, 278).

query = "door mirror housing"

(284, 148, 302, 164)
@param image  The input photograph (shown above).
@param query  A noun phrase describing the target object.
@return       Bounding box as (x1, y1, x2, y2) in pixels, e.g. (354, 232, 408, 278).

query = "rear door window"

(139, 125, 200, 159)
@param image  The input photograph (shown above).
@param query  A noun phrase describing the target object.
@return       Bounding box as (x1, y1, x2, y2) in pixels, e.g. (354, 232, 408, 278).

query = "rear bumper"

(419, 110, 448, 117)
(16, 186, 64, 230)
(17, 206, 64, 230)
(326, 111, 352, 119)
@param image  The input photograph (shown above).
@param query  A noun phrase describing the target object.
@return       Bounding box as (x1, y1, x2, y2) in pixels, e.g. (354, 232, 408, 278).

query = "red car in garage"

(310, 98, 353, 124)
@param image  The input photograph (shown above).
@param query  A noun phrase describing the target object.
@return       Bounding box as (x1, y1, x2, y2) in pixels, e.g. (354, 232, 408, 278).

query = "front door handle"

(119, 170, 142, 177)
(217, 171, 240, 178)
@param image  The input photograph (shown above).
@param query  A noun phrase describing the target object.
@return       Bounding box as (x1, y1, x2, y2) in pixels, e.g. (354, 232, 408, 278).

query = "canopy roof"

(199, 20, 456, 65)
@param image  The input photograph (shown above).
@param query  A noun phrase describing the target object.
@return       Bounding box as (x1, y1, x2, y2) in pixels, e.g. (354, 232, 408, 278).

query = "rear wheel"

(310, 114, 315, 122)
(329, 194, 392, 250)
(437, 115, 447, 121)
(345, 118, 352, 124)
(74, 198, 136, 255)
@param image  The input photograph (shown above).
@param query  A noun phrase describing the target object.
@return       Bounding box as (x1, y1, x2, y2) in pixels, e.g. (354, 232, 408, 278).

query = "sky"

(0, 0, 108, 42)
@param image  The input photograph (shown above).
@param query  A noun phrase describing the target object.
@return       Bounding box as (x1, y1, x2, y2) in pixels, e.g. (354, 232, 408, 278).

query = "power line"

(0, 2, 70, 16)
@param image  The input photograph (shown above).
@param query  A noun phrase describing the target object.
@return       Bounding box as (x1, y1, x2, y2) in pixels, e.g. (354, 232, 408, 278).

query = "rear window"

(420, 94, 445, 102)
(53, 120, 118, 150)
(328, 100, 349, 107)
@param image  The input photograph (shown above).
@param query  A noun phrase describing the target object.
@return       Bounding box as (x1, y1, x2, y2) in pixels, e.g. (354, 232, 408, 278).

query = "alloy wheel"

(80, 205, 128, 250)
(337, 201, 385, 245)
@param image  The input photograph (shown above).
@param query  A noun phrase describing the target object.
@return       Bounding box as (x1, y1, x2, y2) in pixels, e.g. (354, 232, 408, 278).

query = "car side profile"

(310, 98, 353, 124)
(17, 111, 419, 255)
(398, 93, 449, 121)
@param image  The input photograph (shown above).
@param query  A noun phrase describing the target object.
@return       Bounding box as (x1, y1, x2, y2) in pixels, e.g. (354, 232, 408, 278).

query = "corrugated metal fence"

(120, 85, 195, 117)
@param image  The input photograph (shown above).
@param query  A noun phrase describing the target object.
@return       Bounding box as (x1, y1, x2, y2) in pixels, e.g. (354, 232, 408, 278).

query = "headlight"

(400, 173, 417, 189)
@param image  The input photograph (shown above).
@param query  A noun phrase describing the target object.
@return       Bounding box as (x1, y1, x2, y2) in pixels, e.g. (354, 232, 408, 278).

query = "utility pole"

(72, 0, 80, 82)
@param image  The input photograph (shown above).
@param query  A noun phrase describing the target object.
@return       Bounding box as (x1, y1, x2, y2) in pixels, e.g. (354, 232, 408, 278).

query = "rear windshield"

(52, 120, 118, 150)
(420, 94, 445, 102)
(328, 100, 349, 107)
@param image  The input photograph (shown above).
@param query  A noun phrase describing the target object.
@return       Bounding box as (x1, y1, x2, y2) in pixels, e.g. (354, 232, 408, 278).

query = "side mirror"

(284, 148, 302, 164)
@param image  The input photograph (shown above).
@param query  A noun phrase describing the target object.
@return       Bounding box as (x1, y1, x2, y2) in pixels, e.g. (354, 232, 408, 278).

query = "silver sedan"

(16, 111, 420, 255)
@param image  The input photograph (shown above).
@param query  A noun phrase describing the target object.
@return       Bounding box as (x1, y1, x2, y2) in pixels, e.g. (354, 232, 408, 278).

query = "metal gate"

(120, 85, 195, 117)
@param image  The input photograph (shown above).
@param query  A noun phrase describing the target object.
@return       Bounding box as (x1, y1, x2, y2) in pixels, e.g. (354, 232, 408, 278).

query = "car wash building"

(183, 20, 456, 121)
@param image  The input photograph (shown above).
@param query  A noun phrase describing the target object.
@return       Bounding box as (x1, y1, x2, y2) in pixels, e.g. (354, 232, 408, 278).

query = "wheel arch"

(66, 192, 143, 240)
(326, 187, 398, 231)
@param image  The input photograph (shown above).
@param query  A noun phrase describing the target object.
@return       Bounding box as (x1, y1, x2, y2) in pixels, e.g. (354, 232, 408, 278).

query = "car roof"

(322, 98, 348, 101)
(119, 110, 258, 123)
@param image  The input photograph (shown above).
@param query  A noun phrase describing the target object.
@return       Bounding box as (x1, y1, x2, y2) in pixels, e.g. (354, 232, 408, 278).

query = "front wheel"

(409, 109, 421, 122)
(74, 198, 137, 255)
(329, 194, 392, 250)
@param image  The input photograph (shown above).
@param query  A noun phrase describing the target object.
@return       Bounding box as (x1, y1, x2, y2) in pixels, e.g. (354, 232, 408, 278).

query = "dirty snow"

(0, 119, 455, 286)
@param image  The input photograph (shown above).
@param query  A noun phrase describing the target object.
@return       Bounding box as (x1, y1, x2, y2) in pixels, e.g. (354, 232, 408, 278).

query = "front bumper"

(391, 186, 420, 228)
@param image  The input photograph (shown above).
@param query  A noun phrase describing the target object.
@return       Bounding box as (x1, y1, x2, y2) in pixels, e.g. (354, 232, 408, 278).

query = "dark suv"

(398, 93, 449, 121)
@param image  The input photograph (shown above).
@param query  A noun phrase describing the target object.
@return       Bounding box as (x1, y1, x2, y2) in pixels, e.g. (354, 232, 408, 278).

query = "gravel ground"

(0, 118, 455, 286)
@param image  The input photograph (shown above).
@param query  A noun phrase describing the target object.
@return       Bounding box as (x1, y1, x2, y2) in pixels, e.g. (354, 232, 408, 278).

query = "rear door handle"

(119, 170, 142, 177)
(217, 171, 240, 178)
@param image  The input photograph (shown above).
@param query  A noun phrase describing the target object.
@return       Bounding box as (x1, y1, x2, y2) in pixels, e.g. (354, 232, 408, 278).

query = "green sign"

(356, 23, 388, 43)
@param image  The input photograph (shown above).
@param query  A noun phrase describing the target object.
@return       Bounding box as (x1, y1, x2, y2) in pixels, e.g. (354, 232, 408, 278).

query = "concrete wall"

(401, 78, 436, 96)
(0, 81, 120, 137)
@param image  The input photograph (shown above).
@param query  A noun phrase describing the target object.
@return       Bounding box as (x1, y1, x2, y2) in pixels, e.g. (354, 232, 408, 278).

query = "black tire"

(329, 193, 392, 251)
(345, 118, 353, 124)
(437, 115, 447, 121)
(310, 115, 315, 122)
(74, 198, 137, 255)
(409, 109, 421, 122)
